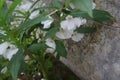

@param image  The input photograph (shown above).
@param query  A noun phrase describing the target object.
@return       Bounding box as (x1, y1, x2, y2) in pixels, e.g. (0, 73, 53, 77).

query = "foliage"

(0, 0, 113, 80)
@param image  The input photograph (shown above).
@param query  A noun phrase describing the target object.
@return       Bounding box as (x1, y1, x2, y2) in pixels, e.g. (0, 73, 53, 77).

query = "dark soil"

(19, 56, 81, 80)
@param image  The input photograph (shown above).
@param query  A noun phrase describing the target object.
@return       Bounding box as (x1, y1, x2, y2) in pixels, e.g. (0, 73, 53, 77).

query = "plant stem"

(37, 56, 49, 80)
(41, 67, 48, 80)
(65, 0, 71, 8)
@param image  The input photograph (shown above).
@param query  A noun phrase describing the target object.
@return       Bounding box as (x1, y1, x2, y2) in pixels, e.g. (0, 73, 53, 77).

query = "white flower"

(56, 29, 73, 39)
(74, 18, 86, 28)
(0, 42, 18, 60)
(24, 55, 30, 63)
(60, 15, 86, 31)
(46, 48, 55, 53)
(41, 16, 54, 29)
(71, 32, 84, 42)
(69, 3, 76, 9)
(92, 2, 96, 9)
(18, 1, 32, 12)
(0, 42, 10, 55)
(60, 16, 76, 30)
(3, 48, 18, 60)
(41, 78, 45, 80)
(45, 38, 56, 49)
(1, 67, 7, 74)
(45, 38, 56, 53)
(32, 0, 37, 1)
(29, 10, 39, 19)
(0, 30, 6, 35)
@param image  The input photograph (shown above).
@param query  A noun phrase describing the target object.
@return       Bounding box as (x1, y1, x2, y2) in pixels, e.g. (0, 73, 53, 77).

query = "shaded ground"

(47, 57, 81, 80)
(19, 56, 81, 80)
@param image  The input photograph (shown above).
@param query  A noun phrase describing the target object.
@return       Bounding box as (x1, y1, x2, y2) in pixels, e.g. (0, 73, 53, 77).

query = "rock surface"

(61, 0, 120, 80)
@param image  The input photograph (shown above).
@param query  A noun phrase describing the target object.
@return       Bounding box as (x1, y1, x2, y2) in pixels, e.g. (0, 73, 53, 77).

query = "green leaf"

(70, 10, 91, 19)
(93, 9, 113, 23)
(28, 43, 47, 52)
(0, 0, 5, 17)
(45, 27, 59, 39)
(70, 9, 113, 23)
(0, 0, 5, 9)
(0, 78, 2, 80)
(76, 27, 96, 33)
(52, 0, 62, 8)
(19, 30, 25, 41)
(65, 0, 71, 8)
(0, 55, 4, 60)
(55, 40, 67, 58)
(71, 0, 93, 17)
(5, 0, 22, 19)
(45, 59, 53, 69)
(56, 53, 60, 59)
(16, 14, 48, 32)
(0, 1, 7, 19)
(10, 49, 24, 80)
(14, 10, 27, 17)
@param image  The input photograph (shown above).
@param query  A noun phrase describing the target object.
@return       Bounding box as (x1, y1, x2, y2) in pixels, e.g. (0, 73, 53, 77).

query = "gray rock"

(61, 0, 120, 80)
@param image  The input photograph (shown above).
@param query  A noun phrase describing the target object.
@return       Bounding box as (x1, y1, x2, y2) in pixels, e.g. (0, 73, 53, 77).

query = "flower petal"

(18, 1, 32, 12)
(0, 42, 10, 55)
(3, 48, 18, 60)
(1, 67, 7, 74)
(71, 32, 84, 42)
(56, 29, 73, 39)
(41, 16, 54, 29)
(46, 48, 55, 53)
(60, 20, 76, 30)
(73, 18, 82, 27)
(29, 10, 39, 19)
(74, 18, 87, 28)
(0, 42, 18, 60)
(45, 38, 56, 49)
(92, 2, 96, 9)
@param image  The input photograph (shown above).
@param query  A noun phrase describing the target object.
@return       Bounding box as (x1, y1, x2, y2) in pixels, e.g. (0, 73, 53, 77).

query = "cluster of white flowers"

(0, 0, 97, 59)
(17, 1, 32, 12)
(37, 15, 85, 54)
(16, 0, 47, 20)
(56, 15, 86, 42)
(0, 42, 18, 60)
(38, 2, 96, 52)
(41, 15, 86, 43)
(10, 0, 41, 28)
